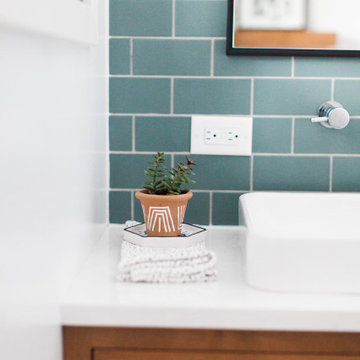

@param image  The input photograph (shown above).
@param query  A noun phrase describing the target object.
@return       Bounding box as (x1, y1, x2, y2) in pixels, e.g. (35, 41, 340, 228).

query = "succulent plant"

(143, 152, 196, 195)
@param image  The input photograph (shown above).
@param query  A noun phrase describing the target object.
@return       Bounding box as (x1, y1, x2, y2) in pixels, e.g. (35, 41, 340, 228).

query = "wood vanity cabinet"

(63, 326, 360, 360)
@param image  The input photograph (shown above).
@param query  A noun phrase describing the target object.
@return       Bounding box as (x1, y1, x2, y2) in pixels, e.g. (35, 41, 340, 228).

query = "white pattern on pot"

(177, 205, 186, 230)
(146, 206, 176, 233)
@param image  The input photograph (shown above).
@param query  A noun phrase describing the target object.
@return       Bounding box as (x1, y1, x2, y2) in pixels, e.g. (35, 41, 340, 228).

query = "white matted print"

(237, 0, 307, 30)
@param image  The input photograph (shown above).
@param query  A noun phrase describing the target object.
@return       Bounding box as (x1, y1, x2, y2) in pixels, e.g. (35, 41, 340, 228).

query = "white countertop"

(61, 226, 360, 332)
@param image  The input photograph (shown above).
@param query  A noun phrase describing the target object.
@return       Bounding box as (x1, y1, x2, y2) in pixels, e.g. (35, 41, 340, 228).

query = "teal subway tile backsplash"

(295, 118, 360, 154)
(135, 116, 190, 152)
(108, 1, 360, 224)
(109, 78, 171, 114)
(252, 118, 292, 153)
(254, 79, 331, 115)
(110, 154, 171, 189)
(184, 192, 210, 225)
(334, 80, 360, 115)
(174, 79, 251, 114)
(109, 191, 131, 224)
(253, 156, 330, 191)
(110, 0, 172, 36)
(109, 39, 130, 75)
(295, 57, 360, 77)
(212, 193, 242, 225)
(333, 157, 360, 192)
(214, 40, 292, 76)
(109, 116, 132, 151)
(175, 0, 227, 37)
(133, 40, 211, 76)
(175, 155, 250, 190)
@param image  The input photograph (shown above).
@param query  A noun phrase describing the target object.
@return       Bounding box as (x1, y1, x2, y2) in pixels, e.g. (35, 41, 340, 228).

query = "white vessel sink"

(240, 192, 360, 294)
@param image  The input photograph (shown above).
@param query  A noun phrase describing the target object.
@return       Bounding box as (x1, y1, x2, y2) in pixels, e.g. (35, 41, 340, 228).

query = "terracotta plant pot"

(135, 190, 193, 237)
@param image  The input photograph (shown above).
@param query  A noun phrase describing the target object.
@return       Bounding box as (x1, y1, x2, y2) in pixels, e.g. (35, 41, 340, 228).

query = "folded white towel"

(117, 240, 217, 283)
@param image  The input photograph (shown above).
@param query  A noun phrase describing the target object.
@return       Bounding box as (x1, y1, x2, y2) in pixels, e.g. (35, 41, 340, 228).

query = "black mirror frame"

(226, 0, 360, 57)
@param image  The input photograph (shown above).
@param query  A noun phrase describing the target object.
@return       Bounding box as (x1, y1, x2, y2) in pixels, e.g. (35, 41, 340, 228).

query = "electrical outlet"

(204, 128, 243, 144)
(191, 116, 252, 155)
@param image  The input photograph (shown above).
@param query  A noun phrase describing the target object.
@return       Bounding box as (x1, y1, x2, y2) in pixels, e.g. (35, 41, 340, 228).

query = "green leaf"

(142, 153, 196, 195)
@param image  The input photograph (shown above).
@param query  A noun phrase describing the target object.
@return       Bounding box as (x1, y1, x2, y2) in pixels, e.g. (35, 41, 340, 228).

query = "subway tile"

(109, 116, 132, 151)
(294, 118, 360, 154)
(253, 156, 330, 191)
(212, 193, 242, 225)
(109, 0, 172, 36)
(109, 191, 131, 224)
(133, 39, 211, 76)
(334, 80, 360, 115)
(109, 78, 171, 114)
(295, 57, 360, 77)
(174, 79, 251, 114)
(333, 157, 360, 192)
(175, 0, 227, 37)
(214, 40, 292, 76)
(109, 39, 130, 75)
(184, 192, 210, 225)
(175, 155, 250, 190)
(135, 116, 190, 152)
(110, 154, 171, 189)
(252, 117, 292, 153)
(254, 79, 331, 115)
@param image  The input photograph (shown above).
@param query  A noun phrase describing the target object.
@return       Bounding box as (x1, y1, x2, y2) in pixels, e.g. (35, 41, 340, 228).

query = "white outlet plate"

(191, 116, 252, 155)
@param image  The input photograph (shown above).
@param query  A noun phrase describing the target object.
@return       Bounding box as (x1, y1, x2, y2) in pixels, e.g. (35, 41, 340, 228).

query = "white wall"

(308, 0, 360, 49)
(0, 1, 107, 359)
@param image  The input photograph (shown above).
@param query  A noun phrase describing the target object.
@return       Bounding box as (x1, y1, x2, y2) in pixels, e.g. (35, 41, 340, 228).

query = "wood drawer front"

(93, 349, 360, 360)
(63, 327, 360, 360)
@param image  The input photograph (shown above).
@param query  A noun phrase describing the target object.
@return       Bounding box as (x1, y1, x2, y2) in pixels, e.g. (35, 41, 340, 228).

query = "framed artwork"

(227, 0, 360, 56)
(237, 0, 307, 30)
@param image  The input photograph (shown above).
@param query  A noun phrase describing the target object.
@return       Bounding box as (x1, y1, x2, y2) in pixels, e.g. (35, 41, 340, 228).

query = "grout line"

(109, 113, 360, 119)
(170, 78, 174, 114)
(253, 153, 360, 157)
(210, 39, 214, 77)
(132, 115, 135, 152)
(109, 113, 339, 118)
(108, 74, 358, 80)
(329, 155, 333, 192)
(110, 188, 249, 193)
(194, 190, 245, 193)
(291, 56, 295, 77)
(109, 36, 227, 40)
(106, 119, 110, 226)
(209, 191, 213, 225)
(130, 38, 133, 75)
(110, 151, 190, 155)
(109, 150, 360, 157)
(250, 155, 254, 192)
(105, 2, 110, 226)
(109, 74, 292, 79)
(331, 79, 335, 101)
(250, 78, 254, 116)
(131, 190, 134, 219)
(110, 113, 192, 117)
(172, 0, 175, 37)
(291, 117, 295, 154)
